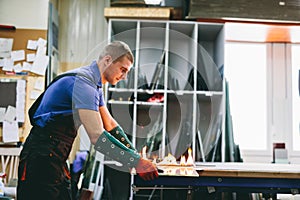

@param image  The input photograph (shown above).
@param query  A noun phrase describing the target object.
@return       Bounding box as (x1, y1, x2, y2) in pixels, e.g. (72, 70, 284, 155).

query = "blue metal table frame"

(132, 163, 300, 199)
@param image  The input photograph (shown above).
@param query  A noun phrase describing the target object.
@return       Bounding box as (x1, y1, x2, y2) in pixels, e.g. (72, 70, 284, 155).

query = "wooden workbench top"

(195, 162, 300, 179)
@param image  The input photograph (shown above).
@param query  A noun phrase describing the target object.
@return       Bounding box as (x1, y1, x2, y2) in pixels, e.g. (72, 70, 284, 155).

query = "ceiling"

(187, 0, 300, 23)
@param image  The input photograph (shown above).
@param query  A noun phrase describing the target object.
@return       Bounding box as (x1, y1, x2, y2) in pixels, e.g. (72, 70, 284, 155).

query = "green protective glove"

(94, 130, 140, 168)
(109, 125, 136, 151)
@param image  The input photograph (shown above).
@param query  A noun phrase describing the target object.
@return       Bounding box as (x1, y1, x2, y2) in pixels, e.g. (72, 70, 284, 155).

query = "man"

(17, 41, 158, 200)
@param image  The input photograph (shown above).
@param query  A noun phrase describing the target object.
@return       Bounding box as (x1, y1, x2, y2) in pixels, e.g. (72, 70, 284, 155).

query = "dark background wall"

(187, 0, 300, 22)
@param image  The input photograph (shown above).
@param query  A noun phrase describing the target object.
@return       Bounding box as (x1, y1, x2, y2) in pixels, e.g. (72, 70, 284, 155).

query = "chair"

(0, 147, 22, 198)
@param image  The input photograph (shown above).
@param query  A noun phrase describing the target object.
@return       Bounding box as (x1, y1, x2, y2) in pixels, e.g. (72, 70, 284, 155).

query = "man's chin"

(113, 79, 120, 85)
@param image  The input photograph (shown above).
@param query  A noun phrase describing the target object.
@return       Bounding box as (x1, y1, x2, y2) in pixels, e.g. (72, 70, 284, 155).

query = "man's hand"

(135, 158, 158, 181)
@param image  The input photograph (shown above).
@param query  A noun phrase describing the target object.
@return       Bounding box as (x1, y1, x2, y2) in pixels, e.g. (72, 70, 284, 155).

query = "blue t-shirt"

(33, 61, 105, 127)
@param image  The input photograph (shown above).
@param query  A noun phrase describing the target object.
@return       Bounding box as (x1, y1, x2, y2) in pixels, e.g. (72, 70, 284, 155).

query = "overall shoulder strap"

(28, 72, 96, 126)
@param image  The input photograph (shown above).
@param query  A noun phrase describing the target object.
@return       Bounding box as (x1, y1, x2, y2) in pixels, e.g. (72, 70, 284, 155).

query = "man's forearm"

(109, 125, 136, 151)
(95, 130, 140, 168)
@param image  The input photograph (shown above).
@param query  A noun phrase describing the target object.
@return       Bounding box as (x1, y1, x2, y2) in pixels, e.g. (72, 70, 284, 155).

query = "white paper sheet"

(2, 58, 14, 71)
(4, 105, 16, 123)
(0, 107, 6, 122)
(26, 53, 36, 62)
(2, 121, 19, 143)
(0, 51, 10, 58)
(37, 38, 47, 47)
(16, 79, 26, 95)
(16, 80, 26, 123)
(30, 90, 41, 100)
(0, 38, 13, 52)
(22, 62, 32, 71)
(34, 77, 44, 91)
(30, 55, 49, 75)
(27, 40, 37, 50)
(13, 63, 23, 73)
(11, 50, 25, 62)
(0, 58, 4, 67)
(36, 46, 47, 56)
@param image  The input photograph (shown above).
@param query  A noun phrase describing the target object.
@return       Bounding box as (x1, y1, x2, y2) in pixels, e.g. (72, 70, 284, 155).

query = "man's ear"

(104, 55, 112, 65)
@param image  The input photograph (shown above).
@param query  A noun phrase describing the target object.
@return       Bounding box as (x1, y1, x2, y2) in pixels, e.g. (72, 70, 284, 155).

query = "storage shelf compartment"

(197, 23, 224, 92)
(166, 93, 193, 159)
(135, 104, 164, 155)
(195, 93, 223, 161)
(168, 22, 196, 91)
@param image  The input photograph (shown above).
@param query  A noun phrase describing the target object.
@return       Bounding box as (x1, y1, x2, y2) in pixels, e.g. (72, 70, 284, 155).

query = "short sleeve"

(72, 76, 99, 111)
(98, 88, 105, 107)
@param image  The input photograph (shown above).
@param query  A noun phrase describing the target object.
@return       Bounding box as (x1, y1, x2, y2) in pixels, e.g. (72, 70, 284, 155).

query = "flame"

(186, 148, 194, 166)
(157, 148, 194, 166)
(180, 155, 186, 166)
(178, 148, 194, 166)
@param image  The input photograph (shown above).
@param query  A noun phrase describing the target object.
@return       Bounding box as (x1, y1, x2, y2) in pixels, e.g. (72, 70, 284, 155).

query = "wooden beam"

(104, 7, 171, 20)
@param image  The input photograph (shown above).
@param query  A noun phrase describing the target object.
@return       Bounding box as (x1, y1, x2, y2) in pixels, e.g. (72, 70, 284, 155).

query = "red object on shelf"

(147, 93, 164, 103)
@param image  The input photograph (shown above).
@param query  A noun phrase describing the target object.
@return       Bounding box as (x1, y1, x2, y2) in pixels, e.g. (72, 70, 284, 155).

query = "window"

(225, 42, 268, 150)
(291, 44, 300, 151)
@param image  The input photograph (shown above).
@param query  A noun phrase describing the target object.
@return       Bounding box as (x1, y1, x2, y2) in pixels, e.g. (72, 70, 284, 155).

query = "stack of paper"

(0, 37, 49, 76)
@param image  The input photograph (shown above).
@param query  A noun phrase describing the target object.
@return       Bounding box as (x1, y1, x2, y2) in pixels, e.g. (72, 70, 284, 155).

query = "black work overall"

(17, 116, 78, 200)
(17, 73, 83, 200)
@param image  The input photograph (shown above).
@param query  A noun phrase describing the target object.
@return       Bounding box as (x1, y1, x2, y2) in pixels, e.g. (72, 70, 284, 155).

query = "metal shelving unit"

(100, 18, 225, 200)
(107, 18, 225, 161)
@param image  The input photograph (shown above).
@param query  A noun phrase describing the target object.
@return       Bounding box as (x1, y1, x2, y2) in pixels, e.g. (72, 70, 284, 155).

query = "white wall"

(58, 0, 109, 65)
(0, 0, 49, 29)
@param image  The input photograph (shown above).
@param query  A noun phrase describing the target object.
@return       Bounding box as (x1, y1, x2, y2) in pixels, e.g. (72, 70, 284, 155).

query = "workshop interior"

(1, 0, 300, 199)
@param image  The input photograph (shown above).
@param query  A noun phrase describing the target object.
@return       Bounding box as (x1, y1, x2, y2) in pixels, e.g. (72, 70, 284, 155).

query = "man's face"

(104, 56, 132, 85)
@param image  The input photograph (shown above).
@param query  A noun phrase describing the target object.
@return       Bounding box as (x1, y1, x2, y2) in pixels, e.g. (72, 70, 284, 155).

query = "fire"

(179, 148, 194, 166)
(186, 148, 194, 165)
(180, 155, 186, 166)
(155, 148, 198, 177)
(145, 146, 194, 166)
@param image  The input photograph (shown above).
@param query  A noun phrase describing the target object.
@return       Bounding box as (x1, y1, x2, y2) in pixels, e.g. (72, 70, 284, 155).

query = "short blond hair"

(99, 41, 134, 64)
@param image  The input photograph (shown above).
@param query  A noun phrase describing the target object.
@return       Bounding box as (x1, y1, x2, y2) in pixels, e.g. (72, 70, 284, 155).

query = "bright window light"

(291, 44, 300, 151)
(225, 42, 268, 150)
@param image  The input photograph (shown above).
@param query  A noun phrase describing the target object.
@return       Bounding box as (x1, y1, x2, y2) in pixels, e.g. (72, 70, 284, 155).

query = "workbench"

(133, 162, 300, 199)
